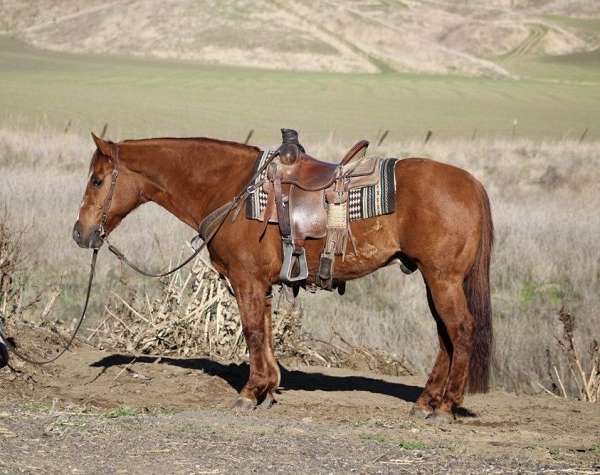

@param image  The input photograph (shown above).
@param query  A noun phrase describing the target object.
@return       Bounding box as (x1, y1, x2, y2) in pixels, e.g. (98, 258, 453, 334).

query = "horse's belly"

(304, 215, 402, 282)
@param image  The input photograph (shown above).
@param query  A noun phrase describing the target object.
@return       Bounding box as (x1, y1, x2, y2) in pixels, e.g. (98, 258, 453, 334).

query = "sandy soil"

(1, 343, 599, 474)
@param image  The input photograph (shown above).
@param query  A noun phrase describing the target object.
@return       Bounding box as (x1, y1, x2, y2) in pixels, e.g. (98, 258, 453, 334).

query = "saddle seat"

(276, 140, 370, 191)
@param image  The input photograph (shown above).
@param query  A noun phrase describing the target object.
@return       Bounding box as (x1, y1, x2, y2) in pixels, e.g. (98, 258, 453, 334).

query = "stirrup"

(316, 254, 334, 290)
(280, 238, 308, 283)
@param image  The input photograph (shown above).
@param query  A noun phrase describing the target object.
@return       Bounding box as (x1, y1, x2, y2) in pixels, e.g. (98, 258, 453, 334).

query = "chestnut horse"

(73, 133, 493, 423)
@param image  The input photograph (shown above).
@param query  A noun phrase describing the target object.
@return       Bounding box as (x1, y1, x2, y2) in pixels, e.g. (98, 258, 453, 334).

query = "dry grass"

(88, 247, 412, 375)
(543, 308, 600, 402)
(0, 126, 599, 394)
(0, 216, 24, 323)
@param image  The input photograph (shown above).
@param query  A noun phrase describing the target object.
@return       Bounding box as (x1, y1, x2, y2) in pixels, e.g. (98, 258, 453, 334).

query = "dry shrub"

(94, 254, 288, 360)
(307, 332, 414, 377)
(541, 308, 600, 402)
(92, 250, 412, 376)
(0, 215, 72, 377)
(0, 216, 25, 324)
(0, 216, 62, 330)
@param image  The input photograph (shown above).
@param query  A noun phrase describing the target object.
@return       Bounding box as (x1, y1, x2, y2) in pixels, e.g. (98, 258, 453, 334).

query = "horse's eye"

(91, 175, 103, 187)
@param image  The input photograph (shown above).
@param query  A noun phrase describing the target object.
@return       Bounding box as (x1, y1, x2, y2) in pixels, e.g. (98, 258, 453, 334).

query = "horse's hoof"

(232, 397, 256, 411)
(427, 410, 454, 425)
(410, 405, 433, 419)
(258, 397, 276, 410)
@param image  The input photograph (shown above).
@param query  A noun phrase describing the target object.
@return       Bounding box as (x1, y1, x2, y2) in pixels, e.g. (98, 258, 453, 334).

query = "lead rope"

(0, 249, 98, 366)
(105, 202, 227, 278)
(0, 148, 279, 366)
(104, 147, 279, 279)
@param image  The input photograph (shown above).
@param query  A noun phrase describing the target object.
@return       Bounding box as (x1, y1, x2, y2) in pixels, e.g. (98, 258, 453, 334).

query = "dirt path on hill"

(1, 348, 599, 474)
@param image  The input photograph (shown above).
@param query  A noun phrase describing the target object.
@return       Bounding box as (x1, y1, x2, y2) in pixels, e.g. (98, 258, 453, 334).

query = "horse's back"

(395, 157, 484, 199)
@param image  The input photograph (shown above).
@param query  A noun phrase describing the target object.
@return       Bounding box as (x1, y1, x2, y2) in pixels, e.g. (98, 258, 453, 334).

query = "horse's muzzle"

(72, 221, 103, 249)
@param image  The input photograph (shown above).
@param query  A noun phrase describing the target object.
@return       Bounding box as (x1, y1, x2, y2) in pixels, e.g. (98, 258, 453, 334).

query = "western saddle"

(258, 129, 381, 291)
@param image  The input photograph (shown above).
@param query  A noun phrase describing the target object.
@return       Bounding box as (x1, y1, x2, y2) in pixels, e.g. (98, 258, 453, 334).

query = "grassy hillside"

(1, 0, 599, 77)
(1, 36, 599, 143)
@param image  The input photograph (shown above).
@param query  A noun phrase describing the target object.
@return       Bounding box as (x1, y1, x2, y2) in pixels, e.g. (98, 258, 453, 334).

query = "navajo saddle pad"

(246, 150, 398, 222)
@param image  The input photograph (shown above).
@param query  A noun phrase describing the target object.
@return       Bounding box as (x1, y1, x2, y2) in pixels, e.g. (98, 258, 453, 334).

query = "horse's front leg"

(230, 278, 280, 410)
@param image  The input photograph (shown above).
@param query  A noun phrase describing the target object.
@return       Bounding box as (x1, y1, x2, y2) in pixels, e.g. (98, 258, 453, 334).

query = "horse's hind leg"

(421, 273, 475, 422)
(231, 279, 280, 410)
(412, 285, 452, 418)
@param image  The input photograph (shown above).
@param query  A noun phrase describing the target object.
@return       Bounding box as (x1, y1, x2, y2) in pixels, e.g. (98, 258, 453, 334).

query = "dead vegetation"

(0, 216, 25, 328)
(0, 219, 65, 388)
(0, 217, 63, 333)
(539, 308, 600, 402)
(89, 250, 413, 377)
(1, 210, 412, 378)
(2, 128, 600, 395)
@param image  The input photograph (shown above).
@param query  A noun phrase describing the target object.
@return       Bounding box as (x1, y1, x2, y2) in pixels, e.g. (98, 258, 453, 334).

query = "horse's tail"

(465, 183, 494, 394)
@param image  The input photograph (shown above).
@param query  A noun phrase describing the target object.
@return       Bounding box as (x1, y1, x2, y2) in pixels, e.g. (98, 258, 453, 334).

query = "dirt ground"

(1, 343, 599, 474)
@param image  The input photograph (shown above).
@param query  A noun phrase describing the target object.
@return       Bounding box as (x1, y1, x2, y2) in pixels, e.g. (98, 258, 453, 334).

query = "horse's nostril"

(72, 224, 81, 244)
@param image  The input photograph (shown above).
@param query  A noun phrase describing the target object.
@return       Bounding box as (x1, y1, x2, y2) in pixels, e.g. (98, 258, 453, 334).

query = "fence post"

(377, 130, 389, 147)
(424, 130, 433, 144)
(244, 129, 254, 145)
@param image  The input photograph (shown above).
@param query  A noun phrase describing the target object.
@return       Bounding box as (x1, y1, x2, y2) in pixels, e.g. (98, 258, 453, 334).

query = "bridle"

(0, 143, 280, 367)
(101, 144, 281, 278)
(97, 145, 120, 241)
(94, 143, 208, 278)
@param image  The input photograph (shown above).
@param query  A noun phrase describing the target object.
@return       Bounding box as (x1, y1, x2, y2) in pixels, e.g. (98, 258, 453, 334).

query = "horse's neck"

(128, 140, 258, 230)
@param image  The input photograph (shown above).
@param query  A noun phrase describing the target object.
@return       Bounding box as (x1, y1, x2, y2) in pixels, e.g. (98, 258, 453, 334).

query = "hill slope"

(1, 0, 599, 76)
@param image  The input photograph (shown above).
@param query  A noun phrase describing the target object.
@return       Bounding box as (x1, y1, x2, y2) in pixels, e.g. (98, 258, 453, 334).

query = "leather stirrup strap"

(274, 177, 291, 239)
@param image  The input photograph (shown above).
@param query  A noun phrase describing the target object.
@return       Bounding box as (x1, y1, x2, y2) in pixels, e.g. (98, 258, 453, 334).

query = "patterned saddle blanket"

(246, 150, 398, 222)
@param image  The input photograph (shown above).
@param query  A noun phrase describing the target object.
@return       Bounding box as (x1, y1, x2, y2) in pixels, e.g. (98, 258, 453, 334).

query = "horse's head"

(72, 134, 143, 248)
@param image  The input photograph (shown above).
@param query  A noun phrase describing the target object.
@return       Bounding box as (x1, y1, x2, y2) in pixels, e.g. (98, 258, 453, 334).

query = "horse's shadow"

(91, 354, 422, 403)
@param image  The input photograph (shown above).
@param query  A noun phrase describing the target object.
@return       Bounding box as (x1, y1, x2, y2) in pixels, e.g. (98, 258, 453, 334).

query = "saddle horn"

(279, 128, 305, 165)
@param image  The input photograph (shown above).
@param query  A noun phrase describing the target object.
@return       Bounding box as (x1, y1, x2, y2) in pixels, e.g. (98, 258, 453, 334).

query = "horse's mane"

(121, 136, 260, 154)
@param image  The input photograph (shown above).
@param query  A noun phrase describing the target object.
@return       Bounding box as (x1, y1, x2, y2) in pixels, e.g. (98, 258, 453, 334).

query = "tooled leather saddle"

(257, 129, 383, 290)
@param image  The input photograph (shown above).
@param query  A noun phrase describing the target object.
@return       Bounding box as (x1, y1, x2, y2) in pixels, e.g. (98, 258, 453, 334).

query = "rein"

(0, 146, 279, 367)
(103, 147, 279, 278)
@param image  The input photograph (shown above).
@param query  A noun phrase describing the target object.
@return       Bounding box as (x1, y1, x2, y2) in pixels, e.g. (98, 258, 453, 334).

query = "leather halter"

(98, 144, 120, 241)
(105, 146, 282, 278)
(0, 145, 280, 366)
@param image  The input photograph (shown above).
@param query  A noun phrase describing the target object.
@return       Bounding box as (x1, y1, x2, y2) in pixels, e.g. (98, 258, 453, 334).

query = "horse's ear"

(91, 132, 114, 158)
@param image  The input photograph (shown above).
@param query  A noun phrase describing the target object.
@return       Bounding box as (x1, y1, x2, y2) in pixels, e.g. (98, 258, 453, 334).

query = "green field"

(1, 36, 599, 144)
